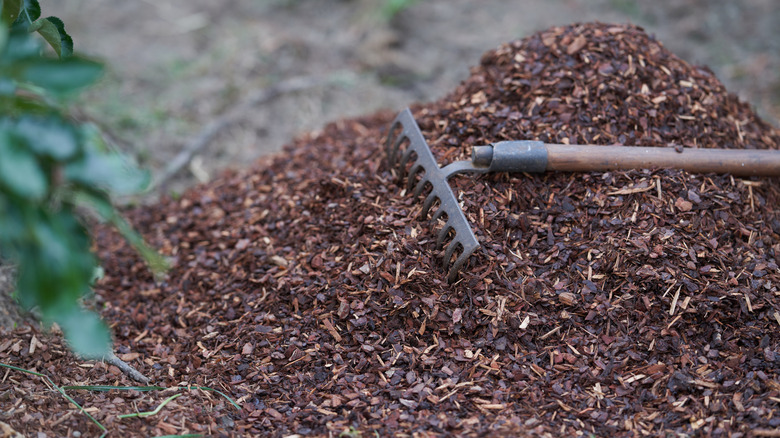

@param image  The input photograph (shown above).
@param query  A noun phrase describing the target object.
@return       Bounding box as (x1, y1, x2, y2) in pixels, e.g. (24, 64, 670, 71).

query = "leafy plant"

(0, 0, 165, 357)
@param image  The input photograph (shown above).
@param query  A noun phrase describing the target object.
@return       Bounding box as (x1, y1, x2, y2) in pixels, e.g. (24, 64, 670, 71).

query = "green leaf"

(23, 0, 40, 21)
(11, 207, 110, 358)
(0, 77, 15, 95)
(11, 0, 40, 27)
(0, 28, 41, 63)
(0, 0, 22, 26)
(0, 22, 8, 52)
(15, 208, 95, 311)
(56, 308, 112, 358)
(65, 151, 150, 194)
(73, 189, 169, 275)
(0, 129, 47, 199)
(3, 201, 109, 360)
(20, 56, 102, 96)
(65, 125, 149, 194)
(13, 115, 80, 160)
(0, 194, 26, 255)
(0, 92, 55, 115)
(73, 187, 114, 218)
(30, 16, 72, 57)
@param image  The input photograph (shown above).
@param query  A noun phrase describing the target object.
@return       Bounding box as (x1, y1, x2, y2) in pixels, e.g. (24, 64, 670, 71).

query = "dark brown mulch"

(2, 22, 779, 437)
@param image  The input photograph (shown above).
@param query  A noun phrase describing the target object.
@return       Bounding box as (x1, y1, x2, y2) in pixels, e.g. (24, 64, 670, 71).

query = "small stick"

(100, 351, 150, 384)
(539, 326, 560, 340)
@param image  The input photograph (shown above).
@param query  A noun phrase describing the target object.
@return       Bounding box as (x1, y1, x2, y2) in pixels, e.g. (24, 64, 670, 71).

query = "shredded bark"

(2, 22, 779, 437)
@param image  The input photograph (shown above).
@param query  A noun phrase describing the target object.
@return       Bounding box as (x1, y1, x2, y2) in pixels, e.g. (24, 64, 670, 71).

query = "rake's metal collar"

(472, 141, 547, 173)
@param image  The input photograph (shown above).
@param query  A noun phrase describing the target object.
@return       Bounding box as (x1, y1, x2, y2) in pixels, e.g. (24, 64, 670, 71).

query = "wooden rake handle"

(471, 141, 780, 177)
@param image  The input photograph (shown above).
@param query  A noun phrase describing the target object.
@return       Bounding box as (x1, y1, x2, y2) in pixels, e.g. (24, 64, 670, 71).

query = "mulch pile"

(2, 22, 780, 437)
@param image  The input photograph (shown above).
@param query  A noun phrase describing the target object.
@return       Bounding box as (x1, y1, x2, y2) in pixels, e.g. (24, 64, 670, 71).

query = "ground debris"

(2, 22, 779, 437)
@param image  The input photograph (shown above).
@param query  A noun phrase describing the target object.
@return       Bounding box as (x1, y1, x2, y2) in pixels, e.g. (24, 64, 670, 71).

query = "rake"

(385, 108, 780, 283)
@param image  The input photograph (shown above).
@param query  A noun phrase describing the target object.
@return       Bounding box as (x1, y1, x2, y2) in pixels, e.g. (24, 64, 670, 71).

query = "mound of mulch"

(2, 22, 779, 437)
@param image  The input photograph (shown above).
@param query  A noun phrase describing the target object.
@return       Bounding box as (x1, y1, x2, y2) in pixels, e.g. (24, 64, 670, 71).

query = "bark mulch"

(2, 22, 780, 437)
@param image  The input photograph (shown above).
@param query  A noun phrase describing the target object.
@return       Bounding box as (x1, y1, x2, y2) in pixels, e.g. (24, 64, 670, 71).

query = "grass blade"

(117, 393, 182, 419)
(1, 361, 240, 438)
(61, 384, 165, 391)
(0, 362, 108, 436)
(190, 386, 241, 410)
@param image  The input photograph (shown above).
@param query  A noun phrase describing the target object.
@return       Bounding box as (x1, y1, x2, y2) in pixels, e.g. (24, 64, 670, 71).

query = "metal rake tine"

(413, 175, 432, 197)
(399, 146, 419, 180)
(421, 191, 439, 217)
(431, 204, 446, 222)
(385, 108, 486, 283)
(444, 236, 481, 283)
(384, 123, 395, 161)
(388, 131, 406, 168)
(443, 240, 462, 270)
(406, 163, 425, 191)
(446, 245, 476, 283)
(437, 222, 454, 248)
(386, 125, 408, 167)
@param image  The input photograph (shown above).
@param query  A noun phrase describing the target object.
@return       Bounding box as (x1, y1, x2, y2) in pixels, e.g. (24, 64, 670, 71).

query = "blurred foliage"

(0, 0, 166, 357)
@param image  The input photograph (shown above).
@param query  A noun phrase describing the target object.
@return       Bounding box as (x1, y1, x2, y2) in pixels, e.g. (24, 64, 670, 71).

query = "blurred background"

(47, 0, 780, 194)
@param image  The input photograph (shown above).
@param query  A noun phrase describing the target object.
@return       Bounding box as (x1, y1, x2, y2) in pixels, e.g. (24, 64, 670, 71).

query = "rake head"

(385, 108, 481, 283)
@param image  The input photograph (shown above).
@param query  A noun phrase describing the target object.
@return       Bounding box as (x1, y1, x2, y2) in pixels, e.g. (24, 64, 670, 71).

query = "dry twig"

(100, 351, 150, 384)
